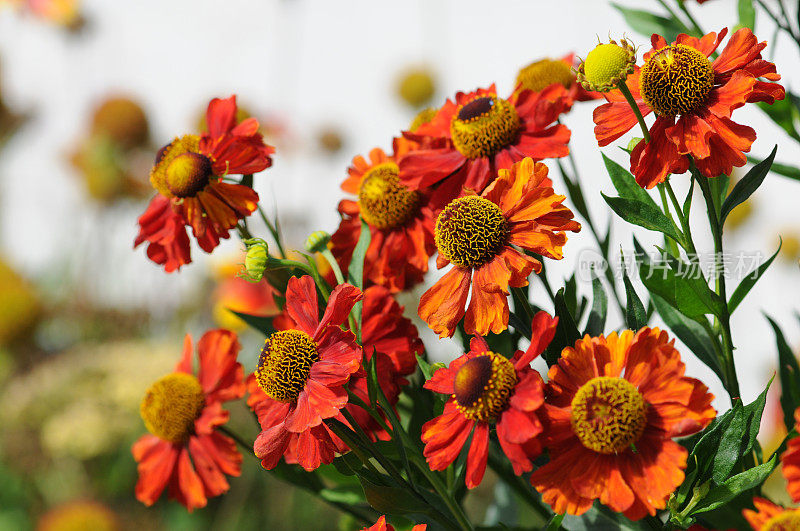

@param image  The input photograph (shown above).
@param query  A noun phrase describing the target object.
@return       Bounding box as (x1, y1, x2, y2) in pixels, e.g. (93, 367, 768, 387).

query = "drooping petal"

(418, 267, 471, 338)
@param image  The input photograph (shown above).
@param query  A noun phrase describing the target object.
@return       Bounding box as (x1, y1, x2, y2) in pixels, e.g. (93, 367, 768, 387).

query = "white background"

(0, 0, 798, 417)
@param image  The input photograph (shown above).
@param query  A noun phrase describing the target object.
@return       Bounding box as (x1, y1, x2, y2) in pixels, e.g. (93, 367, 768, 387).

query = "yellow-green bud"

(627, 137, 643, 152)
(576, 38, 637, 93)
(305, 231, 331, 253)
(244, 240, 269, 282)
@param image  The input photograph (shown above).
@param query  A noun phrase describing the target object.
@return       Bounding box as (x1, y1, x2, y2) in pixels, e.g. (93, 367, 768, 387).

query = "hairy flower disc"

(149, 135, 210, 198)
(640, 44, 714, 116)
(357, 162, 420, 229)
(581, 42, 636, 91)
(516, 59, 574, 93)
(570, 376, 648, 454)
(140, 372, 205, 443)
(450, 96, 520, 159)
(453, 352, 518, 422)
(435, 196, 508, 268)
(166, 152, 213, 198)
(256, 329, 320, 403)
(764, 511, 800, 531)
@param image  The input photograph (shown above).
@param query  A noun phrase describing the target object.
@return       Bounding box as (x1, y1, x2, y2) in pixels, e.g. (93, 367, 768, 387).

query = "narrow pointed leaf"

(720, 145, 776, 224)
(729, 240, 781, 314)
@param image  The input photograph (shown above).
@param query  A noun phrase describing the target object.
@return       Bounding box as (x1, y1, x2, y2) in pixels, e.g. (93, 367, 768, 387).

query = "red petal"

(465, 422, 490, 489)
(285, 276, 319, 335)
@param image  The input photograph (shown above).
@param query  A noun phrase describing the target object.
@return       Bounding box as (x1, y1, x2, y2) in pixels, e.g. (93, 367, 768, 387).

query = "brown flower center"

(450, 96, 520, 159)
(166, 152, 213, 198)
(640, 44, 714, 116)
(256, 329, 320, 403)
(453, 353, 518, 422)
(570, 376, 648, 454)
(435, 196, 507, 268)
(140, 372, 205, 443)
(357, 162, 420, 229)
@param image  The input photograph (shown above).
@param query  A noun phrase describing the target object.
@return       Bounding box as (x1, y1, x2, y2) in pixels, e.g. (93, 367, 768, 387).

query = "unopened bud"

(305, 231, 331, 253)
(243, 239, 269, 282)
(627, 137, 643, 152)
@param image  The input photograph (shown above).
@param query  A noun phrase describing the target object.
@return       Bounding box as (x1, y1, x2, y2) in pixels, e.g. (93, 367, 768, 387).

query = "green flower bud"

(305, 231, 331, 253)
(627, 137, 643, 152)
(243, 240, 269, 282)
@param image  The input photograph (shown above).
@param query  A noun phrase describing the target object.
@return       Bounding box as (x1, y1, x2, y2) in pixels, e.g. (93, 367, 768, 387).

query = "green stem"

(665, 180, 698, 257)
(268, 257, 330, 301)
(655, 0, 692, 33)
(617, 80, 650, 142)
(676, 0, 705, 36)
(695, 171, 740, 399)
(218, 425, 373, 525)
(257, 205, 287, 258)
(374, 387, 473, 531)
(657, 183, 683, 257)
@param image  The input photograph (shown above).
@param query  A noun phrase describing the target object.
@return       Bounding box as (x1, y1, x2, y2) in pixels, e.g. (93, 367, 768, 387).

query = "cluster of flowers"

(130, 26, 798, 529)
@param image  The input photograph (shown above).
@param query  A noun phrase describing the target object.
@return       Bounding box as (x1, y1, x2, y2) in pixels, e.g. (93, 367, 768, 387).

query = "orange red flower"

(269, 285, 422, 441)
(133, 329, 246, 511)
(249, 276, 362, 471)
(781, 406, 800, 502)
(362, 515, 427, 531)
(593, 28, 784, 188)
(135, 96, 274, 271)
(399, 84, 571, 205)
(418, 157, 579, 338)
(743, 497, 800, 530)
(330, 145, 436, 293)
(529, 327, 715, 519)
(421, 312, 557, 488)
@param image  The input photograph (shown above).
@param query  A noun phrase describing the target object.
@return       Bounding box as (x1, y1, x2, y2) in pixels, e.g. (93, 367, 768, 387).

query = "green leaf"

(712, 378, 772, 484)
(546, 288, 581, 366)
(650, 293, 722, 381)
(720, 145, 777, 224)
(319, 485, 365, 505)
(562, 171, 593, 231)
(747, 155, 800, 181)
(585, 268, 608, 336)
(622, 257, 647, 330)
(545, 513, 565, 531)
(603, 194, 684, 244)
(347, 217, 371, 289)
(415, 354, 436, 381)
(767, 315, 800, 430)
(637, 258, 724, 319)
(738, 0, 756, 28)
(348, 216, 371, 340)
(554, 287, 581, 344)
(603, 154, 658, 207)
(229, 310, 275, 336)
(359, 477, 431, 515)
(692, 456, 778, 515)
(729, 240, 781, 314)
(683, 175, 695, 219)
(612, 3, 684, 41)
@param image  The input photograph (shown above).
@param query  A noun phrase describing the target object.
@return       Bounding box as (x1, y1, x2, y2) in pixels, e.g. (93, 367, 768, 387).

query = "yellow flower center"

(140, 372, 205, 443)
(435, 196, 508, 268)
(150, 135, 214, 198)
(409, 107, 438, 132)
(357, 162, 420, 230)
(453, 352, 518, 422)
(166, 152, 213, 198)
(516, 59, 574, 93)
(571, 376, 648, 454)
(583, 43, 632, 89)
(640, 44, 714, 116)
(397, 68, 436, 107)
(256, 329, 320, 403)
(450, 96, 520, 159)
(764, 510, 800, 531)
